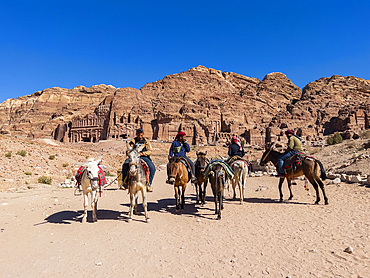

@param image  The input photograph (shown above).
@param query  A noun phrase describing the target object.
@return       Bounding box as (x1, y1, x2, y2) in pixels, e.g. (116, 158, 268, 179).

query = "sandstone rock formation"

(0, 66, 369, 145)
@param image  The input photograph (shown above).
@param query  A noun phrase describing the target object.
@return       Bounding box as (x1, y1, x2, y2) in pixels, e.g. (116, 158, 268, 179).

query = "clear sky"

(0, 0, 369, 103)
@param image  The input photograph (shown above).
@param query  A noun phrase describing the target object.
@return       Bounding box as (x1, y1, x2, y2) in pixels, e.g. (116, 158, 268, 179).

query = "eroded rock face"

(0, 66, 368, 144)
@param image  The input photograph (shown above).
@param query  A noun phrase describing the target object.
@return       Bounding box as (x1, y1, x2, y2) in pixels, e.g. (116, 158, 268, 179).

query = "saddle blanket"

(75, 166, 107, 186)
(284, 153, 313, 171)
(203, 159, 234, 179)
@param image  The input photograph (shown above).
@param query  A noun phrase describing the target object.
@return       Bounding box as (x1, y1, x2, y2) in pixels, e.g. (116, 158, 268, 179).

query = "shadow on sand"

(41, 209, 127, 224)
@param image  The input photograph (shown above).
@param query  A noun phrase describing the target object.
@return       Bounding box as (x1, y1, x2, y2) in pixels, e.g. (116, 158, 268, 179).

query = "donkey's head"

(167, 156, 181, 184)
(126, 142, 145, 176)
(83, 156, 102, 189)
(196, 151, 208, 170)
(260, 142, 275, 166)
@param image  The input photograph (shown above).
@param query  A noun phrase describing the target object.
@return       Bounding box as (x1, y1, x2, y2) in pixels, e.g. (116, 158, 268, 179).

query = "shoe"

(276, 173, 285, 178)
(191, 177, 197, 183)
(147, 186, 153, 192)
(120, 182, 128, 190)
(166, 179, 171, 184)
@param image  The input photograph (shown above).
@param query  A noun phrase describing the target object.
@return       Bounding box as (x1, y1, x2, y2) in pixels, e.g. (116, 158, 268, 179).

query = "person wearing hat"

(167, 131, 197, 183)
(228, 135, 245, 158)
(277, 129, 303, 176)
(122, 128, 156, 191)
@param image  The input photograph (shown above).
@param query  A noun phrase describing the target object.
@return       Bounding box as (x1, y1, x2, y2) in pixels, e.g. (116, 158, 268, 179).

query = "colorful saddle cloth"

(203, 159, 234, 179)
(284, 153, 313, 172)
(75, 166, 107, 186)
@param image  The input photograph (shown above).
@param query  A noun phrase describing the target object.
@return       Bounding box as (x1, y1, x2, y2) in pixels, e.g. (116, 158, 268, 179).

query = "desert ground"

(0, 136, 369, 277)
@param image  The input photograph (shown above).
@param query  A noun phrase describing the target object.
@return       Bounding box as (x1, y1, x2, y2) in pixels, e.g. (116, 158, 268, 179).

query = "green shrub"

(105, 171, 114, 177)
(62, 163, 69, 167)
(24, 171, 32, 175)
(16, 150, 27, 157)
(327, 132, 343, 145)
(49, 155, 56, 160)
(5, 151, 12, 158)
(38, 176, 52, 184)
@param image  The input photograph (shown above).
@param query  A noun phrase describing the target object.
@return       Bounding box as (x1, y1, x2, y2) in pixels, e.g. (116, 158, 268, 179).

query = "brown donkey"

(208, 164, 226, 220)
(260, 143, 328, 205)
(167, 157, 190, 210)
(194, 151, 209, 206)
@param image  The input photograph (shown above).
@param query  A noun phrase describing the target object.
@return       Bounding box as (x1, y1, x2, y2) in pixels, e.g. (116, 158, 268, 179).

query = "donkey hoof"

(325, 200, 329, 205)
(146, 218, 150, 223)
(81, 218, 87, 223)
(288, 196, 293, 200)
(314, 201, 320, 205)
(217, 215, 221, 220)
(128, 218, 132, 223)
(279, 199, 283, 203)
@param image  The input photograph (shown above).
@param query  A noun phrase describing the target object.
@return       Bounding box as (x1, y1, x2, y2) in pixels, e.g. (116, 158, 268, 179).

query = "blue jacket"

(169, 140, 190, 158)
(228, 143, 245, 157)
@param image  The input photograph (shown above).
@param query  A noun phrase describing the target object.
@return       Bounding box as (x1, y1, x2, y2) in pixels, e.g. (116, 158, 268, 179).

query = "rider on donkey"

(122, 128, 156, 192)
(277, 129, 303, 177)
(166, 131, 197, 184)
(228, 135, 245, 158)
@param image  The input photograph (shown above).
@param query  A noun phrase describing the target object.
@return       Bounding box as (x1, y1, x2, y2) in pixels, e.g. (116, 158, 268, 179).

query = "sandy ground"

(1, 170, 369, 278)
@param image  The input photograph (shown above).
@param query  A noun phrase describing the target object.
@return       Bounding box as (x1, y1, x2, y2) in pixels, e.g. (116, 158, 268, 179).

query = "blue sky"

(0, 0, 369, 103)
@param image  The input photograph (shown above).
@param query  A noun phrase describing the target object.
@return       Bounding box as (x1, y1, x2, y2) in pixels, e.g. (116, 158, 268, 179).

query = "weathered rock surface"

(0, 66, 369, 144)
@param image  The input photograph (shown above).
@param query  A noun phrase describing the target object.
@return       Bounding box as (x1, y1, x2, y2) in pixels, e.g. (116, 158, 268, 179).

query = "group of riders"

(117, 127, 303, 191)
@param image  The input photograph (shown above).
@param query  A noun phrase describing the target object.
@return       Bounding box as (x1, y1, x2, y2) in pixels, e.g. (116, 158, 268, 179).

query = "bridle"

(260, 143, 276, 166)
(168, 161, 180, 180)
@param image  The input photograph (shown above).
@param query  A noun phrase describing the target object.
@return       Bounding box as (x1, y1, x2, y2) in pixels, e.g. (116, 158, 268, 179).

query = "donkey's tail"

(316, 160, 327, 181)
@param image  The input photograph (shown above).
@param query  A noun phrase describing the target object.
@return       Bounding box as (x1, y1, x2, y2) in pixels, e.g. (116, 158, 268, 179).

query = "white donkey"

(230, 160, 249, 204)
(80, 156, 102, 223)
(126, 142, 150, 223)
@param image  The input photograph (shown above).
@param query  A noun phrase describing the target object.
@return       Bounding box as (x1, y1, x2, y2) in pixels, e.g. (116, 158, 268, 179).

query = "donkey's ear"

(196, 151, 199, 155)
(96, 155, 103, 164)
(126, 141, 133, 151)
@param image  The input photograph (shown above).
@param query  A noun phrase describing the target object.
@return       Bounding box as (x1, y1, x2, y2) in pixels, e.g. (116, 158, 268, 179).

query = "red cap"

(175, 131, 186, 140)
(285, 130, 295, 135)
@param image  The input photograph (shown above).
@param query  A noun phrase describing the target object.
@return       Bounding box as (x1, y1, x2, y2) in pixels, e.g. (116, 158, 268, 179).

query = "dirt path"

(1, 171, 369, 277)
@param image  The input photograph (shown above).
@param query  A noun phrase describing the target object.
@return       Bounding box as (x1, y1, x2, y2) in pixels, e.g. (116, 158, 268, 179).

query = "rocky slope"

(0, 66, 369, 144)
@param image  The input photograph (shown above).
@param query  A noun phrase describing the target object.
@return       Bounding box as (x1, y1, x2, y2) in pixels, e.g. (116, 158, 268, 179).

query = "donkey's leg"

(232, 179, 237, 200)
(202, 181, 207, 206)
(174, 186, 180, 211)
(134, 194, 139, 215)
(287, 178, 294, 201)
(91, 190, 98, 222)
(307, 177, 320, 204)
(82, 193, 88, 223)
(316, 178, 328, 205)
(181, 186, 186, 209)
(142, 188, 150, 222)
(128, 191, 135, 222)
(195, 182, 200, 204)
(278, 177, 285, 202)
(217, 192, 222, 220)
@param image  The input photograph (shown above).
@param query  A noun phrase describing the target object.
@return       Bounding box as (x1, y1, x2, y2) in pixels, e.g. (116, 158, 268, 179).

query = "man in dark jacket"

(228, 136, 245, 157)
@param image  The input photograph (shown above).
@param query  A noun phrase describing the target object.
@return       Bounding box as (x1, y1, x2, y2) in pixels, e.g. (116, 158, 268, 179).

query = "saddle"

(284, 153, 313, 172)
(228, 156, 253, 172)
(75, 166, 107, 187)
(179, 158, 192, 176)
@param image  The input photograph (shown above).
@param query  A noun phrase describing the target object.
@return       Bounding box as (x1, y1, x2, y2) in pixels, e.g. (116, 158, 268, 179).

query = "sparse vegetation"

(85, 155, 89, 159)
(62, 163, 69, 167)
(327, 132, 343, 145)
(16, 150, 27, 157)
(38, 176, 52, 184)
(24, 171, 32, 175)
(49, 155, 56, 160)
(5, 151, 12, 158)
(105, 171, 114, 177)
